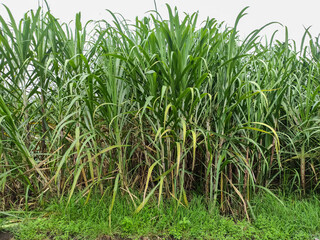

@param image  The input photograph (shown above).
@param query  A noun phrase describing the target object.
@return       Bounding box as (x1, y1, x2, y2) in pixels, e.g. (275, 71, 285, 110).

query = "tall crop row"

(1, 5, 320, 216)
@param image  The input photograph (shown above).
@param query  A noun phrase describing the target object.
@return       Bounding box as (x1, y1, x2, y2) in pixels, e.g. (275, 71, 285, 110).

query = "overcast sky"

(0, 0, 320, 48)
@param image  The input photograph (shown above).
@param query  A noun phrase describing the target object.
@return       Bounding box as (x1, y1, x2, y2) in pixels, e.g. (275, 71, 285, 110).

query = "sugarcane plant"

(0, 4, 320, 221)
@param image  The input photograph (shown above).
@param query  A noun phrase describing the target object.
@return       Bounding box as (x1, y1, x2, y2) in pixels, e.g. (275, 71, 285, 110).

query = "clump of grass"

(2, 194, 319, 239)
(252, 194, 320, 239)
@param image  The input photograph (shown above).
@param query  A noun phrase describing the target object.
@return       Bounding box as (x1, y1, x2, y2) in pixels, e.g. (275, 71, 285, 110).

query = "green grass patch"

(1, 194, 320, 239)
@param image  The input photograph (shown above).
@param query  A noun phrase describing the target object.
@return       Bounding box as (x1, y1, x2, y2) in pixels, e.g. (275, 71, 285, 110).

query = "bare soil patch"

(0, 231, 14, 240)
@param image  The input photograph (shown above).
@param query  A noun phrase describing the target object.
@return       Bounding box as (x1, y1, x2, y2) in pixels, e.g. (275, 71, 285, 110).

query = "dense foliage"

(1, 5, 320, 217)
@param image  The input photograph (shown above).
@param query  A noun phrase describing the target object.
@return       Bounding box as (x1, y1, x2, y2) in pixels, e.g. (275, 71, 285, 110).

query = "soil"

(0, 232, 168, 240)
(97, 236, 167, 240)
(0, 231, 14, 240)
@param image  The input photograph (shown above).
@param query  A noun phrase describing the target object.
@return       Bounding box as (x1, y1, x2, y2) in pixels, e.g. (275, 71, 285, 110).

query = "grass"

(1, 194, 319, 239)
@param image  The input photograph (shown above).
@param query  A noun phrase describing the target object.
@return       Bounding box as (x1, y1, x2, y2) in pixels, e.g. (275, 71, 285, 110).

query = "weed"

(1, 194, 319, 239)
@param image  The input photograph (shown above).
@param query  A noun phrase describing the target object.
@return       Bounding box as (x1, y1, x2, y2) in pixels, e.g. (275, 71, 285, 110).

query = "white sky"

(0, 0, 320, 49)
